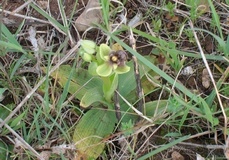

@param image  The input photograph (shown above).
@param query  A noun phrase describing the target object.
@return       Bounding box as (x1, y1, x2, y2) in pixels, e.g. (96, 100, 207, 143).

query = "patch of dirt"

(1, 0, 77, 26)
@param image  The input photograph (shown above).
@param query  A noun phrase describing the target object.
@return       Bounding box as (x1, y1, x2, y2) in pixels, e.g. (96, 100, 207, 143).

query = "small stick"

(189, 21, 227, 141)
(116, 91, 152, 123)
(114, 88, 121, 121)
(0, 118, 45, 160)
(129, 28, 144, 113)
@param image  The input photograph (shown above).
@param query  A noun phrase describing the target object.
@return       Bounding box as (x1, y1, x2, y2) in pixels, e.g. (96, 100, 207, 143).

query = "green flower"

(96, 44, 130, 77)
(79, 40, 96, 62)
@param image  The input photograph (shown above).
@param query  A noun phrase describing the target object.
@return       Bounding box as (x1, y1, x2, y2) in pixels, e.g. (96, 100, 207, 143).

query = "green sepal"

(80, 40, 96, 54)
(115, 65, 130, 74)
(81, 52, 93, 62)
(96, 63, 112, 77)
(98, 43, 110, 61)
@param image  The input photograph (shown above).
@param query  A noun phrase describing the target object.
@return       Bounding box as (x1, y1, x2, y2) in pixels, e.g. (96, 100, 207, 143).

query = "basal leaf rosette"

(96, 44, 130, 77)
(79, 40, 97, 62)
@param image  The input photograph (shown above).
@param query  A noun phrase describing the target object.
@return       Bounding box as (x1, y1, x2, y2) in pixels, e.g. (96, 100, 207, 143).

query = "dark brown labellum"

(109, 50, 128, 66)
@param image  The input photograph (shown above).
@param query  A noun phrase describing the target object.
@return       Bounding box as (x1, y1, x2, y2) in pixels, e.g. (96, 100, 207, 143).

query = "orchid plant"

(79, 40, 130, 102)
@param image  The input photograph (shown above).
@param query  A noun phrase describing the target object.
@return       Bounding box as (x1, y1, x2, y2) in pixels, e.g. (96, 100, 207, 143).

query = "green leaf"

(207, 0, 223, 39)
(73, 109, 116, 159)
(80, 87, 104, 108)
(1, 110, 26, 135)
(30, 3, 67, 33)
(10, 54, 26, 79)
(1, 24, 21, 46)
(56, 63, 76, 109)
(0, 104, 13, 120)
(145, 100, 168, 117)
(50, 65, 103, 100)
(118, 56, 154, 98)
(0, 41, 26, 54)
(0, 88, 7, 97)
(9, 112, 25, 129)
(164, 132, 182, 138)
(0, 140, 13, 160)
(225, 35, 229, 56)
(200, 98, 219, 126)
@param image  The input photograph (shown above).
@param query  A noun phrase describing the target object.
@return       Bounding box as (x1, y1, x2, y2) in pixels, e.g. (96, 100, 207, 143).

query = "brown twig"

(189, 20, 227, 141)
(129, 28, 144, 114)
(114, 89, 121, 121)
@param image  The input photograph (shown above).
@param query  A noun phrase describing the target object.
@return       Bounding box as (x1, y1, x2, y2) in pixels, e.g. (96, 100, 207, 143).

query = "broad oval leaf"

(49, 65, 103, 100)
(80, 87, 104, 108)
(73, 109, 116, 159)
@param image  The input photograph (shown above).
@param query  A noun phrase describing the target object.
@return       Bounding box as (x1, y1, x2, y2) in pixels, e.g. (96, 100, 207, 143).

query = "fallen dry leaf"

(202, 68, 210, 88)
(165, 14, 179, 22)
(171, 151, 184, 160)
(37, 1, 49, 10)
(165, 13, 180, 29)
(75, 0, 102, 32)
(203, 35, 213, 53)
(197, 0, 210, 13)
(40, 151, 51, 160)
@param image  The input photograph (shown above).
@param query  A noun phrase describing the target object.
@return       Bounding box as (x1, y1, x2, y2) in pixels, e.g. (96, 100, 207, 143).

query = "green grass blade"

(58, 0, 68, 28)
(0, 41, 26, 54)
(225, 35, 229, 56)
(131, 26, 226, 61)
(10, 54, 26, 79)
(57, 62, 76, 109)
(137, 135, 190, 160)
(207, 0, 223, 39)
(1, 24, 20, 46)
(30, 3, 67, 33)
(100, 0, 110, 29)
(192, 28, 225, 53)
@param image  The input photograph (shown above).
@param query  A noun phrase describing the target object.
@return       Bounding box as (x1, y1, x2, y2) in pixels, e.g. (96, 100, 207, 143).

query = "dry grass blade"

(116, 91, 153, 123)
(0, 118, 45, 160)
(12, 0, 33, 13)
(0, 8, 49, 24)
(0, 43, 80, 129)
(189, 20, 227, 140)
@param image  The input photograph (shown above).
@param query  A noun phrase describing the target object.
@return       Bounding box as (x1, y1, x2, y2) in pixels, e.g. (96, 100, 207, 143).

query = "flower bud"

(80, 40, 96, 54)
